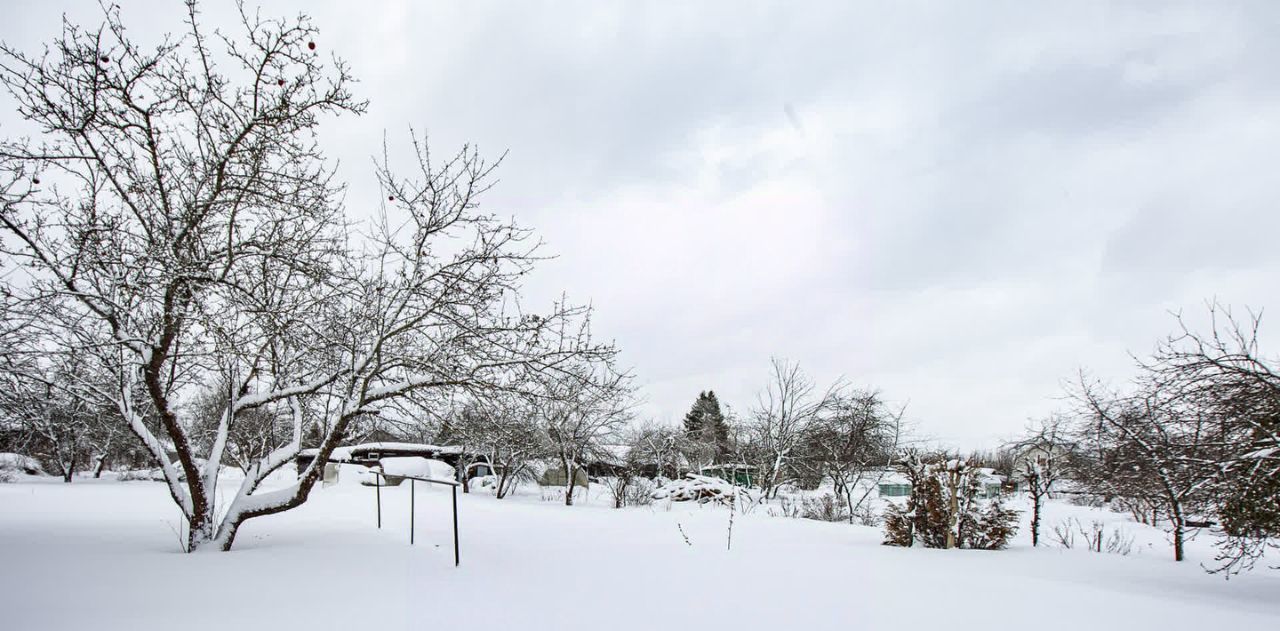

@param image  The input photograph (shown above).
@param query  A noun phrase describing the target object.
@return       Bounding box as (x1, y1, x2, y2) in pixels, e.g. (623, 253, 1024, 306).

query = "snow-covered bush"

(774, 493, 858, 523)
(1068, 493, 1107, 509)
(1051, 518, 1135, 555)
(623, 477, 656, 507)
(882, 455, 1019, 550)
(0, 452, 45, 476)
(651, 474, 742, 505)
(471, 474, 499, 490)
(802, 494, 849, 522)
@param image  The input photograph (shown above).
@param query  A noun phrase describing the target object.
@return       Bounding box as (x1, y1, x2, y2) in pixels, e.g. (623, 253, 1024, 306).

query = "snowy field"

(2, 473, 1278, 631)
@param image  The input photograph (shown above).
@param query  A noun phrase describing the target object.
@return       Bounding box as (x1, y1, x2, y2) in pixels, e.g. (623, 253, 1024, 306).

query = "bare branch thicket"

(745, 358, 841, 500)
(799, 389, 904, 523)
(1067, 304, 1279, 569)
(1143, 305, 1280, 572)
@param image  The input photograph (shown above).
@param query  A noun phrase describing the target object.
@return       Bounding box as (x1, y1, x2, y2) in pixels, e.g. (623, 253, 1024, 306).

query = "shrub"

(1051, 518, 1135, 555)
(623, 477, 655, 507)
(801, 494, 850, 522)
(882, 455, 1019, 550)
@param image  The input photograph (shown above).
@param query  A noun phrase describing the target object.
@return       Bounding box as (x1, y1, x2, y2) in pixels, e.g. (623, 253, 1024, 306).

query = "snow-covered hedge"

(651, 474, 742, 505)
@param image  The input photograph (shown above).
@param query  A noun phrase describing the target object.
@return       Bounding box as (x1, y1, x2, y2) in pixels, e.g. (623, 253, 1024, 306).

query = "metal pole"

(376, 473, 382, 529)
(410, 478, 415, 545)
(452, 485, 460, 567)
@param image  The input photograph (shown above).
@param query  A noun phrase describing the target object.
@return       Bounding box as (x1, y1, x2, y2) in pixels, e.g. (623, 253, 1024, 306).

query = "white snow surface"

(0, 474, 1277, 630)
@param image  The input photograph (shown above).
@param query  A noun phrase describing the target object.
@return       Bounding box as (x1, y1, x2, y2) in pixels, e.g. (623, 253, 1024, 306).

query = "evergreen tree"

(683, 391, 731, 459)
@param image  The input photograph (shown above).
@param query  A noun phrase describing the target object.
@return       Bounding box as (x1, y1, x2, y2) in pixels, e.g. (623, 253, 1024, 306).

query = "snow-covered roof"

(299, 442, 463, 462)
(596, 444, 630, 463)
(699, 463, 756, 471)
(378, 457, 456, 483)
(875, 471, 911, 486)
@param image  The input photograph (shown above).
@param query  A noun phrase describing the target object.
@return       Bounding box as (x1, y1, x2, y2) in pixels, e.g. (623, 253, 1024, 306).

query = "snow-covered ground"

(1, 472, 1277, 631)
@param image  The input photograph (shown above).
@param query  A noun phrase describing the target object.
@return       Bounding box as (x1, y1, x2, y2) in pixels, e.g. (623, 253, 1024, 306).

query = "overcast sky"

(5, 1, 1280, 448)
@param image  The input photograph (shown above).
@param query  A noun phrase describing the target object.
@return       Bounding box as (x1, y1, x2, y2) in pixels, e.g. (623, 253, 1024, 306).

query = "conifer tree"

(683, 391, 730, 459)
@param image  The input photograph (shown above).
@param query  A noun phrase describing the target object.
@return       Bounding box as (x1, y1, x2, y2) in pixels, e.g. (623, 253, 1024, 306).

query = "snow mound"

(378, 457, 455, 483)
(0, 453, 44, 476)
(118, 469, 166, 482)
(651, 473, 741, 505)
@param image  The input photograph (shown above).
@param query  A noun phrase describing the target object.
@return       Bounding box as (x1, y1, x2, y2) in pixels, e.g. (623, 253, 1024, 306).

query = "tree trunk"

(496, 468, 510, 499)
(1030, 491, 1042, 547)
(93, 455, 108, 478)
(61, 456, 76, 483)
(1167, 497, 1185, 562)
(564, 460, 577, 507)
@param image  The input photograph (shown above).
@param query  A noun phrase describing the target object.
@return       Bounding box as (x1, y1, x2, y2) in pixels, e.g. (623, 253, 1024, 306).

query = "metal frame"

(369, 469, 461, 567)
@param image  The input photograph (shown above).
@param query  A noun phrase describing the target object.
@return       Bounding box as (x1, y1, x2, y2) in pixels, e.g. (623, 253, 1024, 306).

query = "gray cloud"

(5, 0, 1280, 447)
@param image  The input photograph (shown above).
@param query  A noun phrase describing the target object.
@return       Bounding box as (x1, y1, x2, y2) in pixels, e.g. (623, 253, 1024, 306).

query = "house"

(974, 468, 1005, 499)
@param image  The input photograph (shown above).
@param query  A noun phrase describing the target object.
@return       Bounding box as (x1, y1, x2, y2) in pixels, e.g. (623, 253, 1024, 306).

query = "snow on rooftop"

(377, 457, 456, 482)
(300, 442, 464, 461)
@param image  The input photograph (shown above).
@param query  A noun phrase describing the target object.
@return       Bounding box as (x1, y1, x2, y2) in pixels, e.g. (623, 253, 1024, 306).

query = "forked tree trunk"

(564, 462, 577, 506)
(496, 468, 511, 499)
(61, 455, 76, 483)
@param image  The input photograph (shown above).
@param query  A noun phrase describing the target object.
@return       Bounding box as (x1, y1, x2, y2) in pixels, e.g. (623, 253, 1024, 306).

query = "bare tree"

(1006, 415, 1073, 547)
(535, 349, 632, 507)
(1072, 373, 1219, 562)
(747, 358, 838, 499)
(423, 391, 547, 499)
(1141, 305, 1280, 572)
(802, 389, 903, 523)
(1066, 304, 1280, 568)
(0, 5, 615, 551)
(631, 420, 684, 479)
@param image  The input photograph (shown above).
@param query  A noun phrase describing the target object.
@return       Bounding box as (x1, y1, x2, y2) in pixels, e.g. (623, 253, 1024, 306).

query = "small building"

(538, 464, 590, 488)
(876, 470, 913, 498)
(698, 463, 755, 487)
(975, 468, 1005, 499)
(873, 469, 1003, 499)
(296, 442, 491, 483)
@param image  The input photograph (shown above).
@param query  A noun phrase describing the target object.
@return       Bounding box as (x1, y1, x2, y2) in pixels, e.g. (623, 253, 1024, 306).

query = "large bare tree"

(0, 4, 614, 551)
